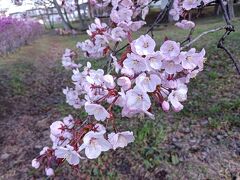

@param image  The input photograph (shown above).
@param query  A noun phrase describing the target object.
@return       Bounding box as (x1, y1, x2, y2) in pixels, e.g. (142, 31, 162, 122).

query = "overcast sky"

(0, 0, 40, 15)
(0, 0, 91, 15)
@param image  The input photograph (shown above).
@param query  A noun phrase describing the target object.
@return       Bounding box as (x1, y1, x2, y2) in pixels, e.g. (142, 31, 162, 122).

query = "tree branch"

(217, 27, 240, 75)
(115, 0, 174, 54)
(181, 26, 226, 49)
(216, 0, 239, 75)
(181, 28, 195, 46)
(145, 0, 174, 34)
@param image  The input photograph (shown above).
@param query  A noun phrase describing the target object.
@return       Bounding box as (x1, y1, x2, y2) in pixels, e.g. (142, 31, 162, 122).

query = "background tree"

(53, 0, 73, 29)
(35, 0, 55, 29)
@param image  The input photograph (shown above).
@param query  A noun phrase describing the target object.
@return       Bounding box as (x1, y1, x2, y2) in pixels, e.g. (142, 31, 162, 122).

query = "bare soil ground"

(0, 18, 240, 179)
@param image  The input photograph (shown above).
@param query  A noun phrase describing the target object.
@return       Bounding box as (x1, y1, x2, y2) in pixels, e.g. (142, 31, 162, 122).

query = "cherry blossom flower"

(79, 131, 112, 159)
(55, 145, 82, 165)
(136, 73, 161, 92)
(123, 53, 147, 73)
(169, 8, 180, 21)
(183, 0, 199, 10)
(180, 48, 205, 70)
(102, 74, 116, 89)
(110, 8, 133, 23)
(168, 83, 188, 111)
(131, 34, 156, 56)
(117, 76, 132, 91)
(62, 49, 81, 69)
(118, 21, 146, 32)
(85, 103, 110, 121)
(175, 20, 195, 30)
(145, 51, 164, 71)
(160, 40, 181, 60)
(108, 131, 135, 150)
(50, 121, 64, 137)
(111, 27, 127, 41)
(162, 61, 183, 74)
(63, 115, 74, 129)
(87, 18, 107, 36)
(126, 86, 151, 113)
(63, 87, 83, 109)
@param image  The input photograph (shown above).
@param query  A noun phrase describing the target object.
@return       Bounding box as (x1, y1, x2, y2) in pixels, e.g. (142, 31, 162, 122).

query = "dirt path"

(0, 34, 70, 179)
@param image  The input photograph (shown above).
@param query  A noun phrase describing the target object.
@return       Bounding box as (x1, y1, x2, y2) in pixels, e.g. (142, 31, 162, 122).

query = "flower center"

(143, 42, 149, 48)
(187, 56, 193, 61)
(168, 45, 174, 52)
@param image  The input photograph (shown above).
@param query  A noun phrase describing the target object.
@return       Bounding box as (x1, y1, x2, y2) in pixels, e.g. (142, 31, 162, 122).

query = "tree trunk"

(38, 8, 47, 28)
(63, 9, 73, 29)
(88, 0, 95, 22)
(45, 6, 54, 29)
(227, 0, 235, 20)
(214, 4, 220, 15)
(75, 0, 86, 30)
(53, 0, 72, 30)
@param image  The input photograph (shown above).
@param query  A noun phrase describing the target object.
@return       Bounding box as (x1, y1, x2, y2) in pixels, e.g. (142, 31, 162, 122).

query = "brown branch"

(103, 42, 120, 73)
(107, 42, 119, 73)
(218, 0, 231, 25)
(115, 0, 174, 54)
(217, 27, 240, 75)
(115, 43, 129, 54)
(181, 26, 226, 49)
(216, 0, 239, 75)
(145, 0, 174, 34)
(181, 28, 195, 46)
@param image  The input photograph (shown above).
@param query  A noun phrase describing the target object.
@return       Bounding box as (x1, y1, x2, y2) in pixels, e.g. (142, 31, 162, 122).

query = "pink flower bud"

(31, 158, 40, 169)
(162, 101, 170, 111)
(45, 167, 54, 176)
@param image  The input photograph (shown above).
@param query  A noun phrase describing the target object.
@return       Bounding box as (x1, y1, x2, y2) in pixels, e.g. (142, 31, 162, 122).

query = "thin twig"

(181, 26, 226, 49)
(79, 118, 90, 128)
(115, 43, 129, 54)
(218, 41, 240, 74)
(181, 28, 195, 46)
(217, 0, 231, 25)
(105, 42, 119, 73)
(217, 28, 240, 75)
(115, 0, 173, 54)
(216, 0, 239, 74)
(146, 0, 174, 34)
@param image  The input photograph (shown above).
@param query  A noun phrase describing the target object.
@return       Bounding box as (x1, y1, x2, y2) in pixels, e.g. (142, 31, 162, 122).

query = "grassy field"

(0, 17, 240, 179)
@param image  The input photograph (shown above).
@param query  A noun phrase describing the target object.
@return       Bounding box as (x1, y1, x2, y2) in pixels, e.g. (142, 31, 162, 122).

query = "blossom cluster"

(169, 0, 214, 22)
(32, 115, 134, 176)
(33, 0, 207, 177)
(0, 17, 43, 55)
(64, 36, 205, 117)
(76, 0, 149, 58)
(60, 0, 77, 13)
